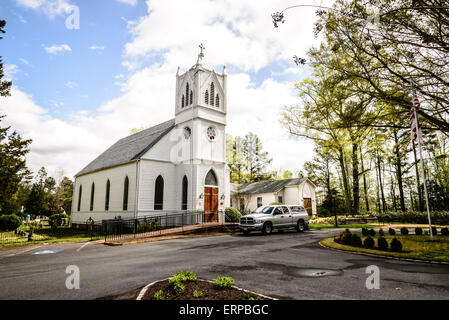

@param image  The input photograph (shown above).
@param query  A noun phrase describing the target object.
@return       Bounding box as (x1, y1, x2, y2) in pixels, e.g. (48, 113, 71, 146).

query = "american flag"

(410, 90, 421, 142)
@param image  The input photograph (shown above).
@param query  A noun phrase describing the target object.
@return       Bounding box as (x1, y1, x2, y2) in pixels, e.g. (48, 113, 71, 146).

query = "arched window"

(182, 176, 188, 210)
(215, 94, 220, 108)
(190, 90, 193, 105)
(77, 185, 82, 211)
(186, 83, 189, 106)
(154, 175, 164, 210)
(90, 182, 95, 211)
(123, 176, 129, 211)
(181, 94, 185, 108)
(205, 170, 218, 186)
(105, 179, 110, 211)
(210, 83, 215, 106)
(205, 90, 209, 104)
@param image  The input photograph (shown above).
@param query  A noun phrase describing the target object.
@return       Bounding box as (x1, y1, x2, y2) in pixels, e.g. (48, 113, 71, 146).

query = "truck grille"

(240, 217, 254, 224)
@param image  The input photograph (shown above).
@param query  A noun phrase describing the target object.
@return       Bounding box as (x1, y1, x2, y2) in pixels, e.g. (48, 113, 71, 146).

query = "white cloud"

(65, 81, 78, 89)
(89, 45, 106, 51)
(116, 0, 138, 6)
(44, 44, 72, 54)
(16, 0, 75, 19)
(4, 65, 19, 80)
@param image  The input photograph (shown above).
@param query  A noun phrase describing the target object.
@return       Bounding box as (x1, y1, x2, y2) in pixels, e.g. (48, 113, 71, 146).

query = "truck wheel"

(296, 220, 305, 232)
(262, 222, 273, 235)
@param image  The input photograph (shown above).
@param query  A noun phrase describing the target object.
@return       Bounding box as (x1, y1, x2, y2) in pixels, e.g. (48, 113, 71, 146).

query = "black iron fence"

(0, 211, 225, 245)
(102, 210, 223, 242)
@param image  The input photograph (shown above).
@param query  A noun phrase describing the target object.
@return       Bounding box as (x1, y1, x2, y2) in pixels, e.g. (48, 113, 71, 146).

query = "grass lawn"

(0, 226, 99, 248)
(321, 234, 449, 262)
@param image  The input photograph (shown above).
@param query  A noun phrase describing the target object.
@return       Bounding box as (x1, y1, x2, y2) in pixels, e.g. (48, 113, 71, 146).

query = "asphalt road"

(0, 229, 448, 300)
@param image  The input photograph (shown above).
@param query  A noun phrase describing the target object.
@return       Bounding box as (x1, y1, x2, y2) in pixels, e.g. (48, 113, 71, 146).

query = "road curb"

(318, 239, 449, 265)
(136, 278, 278, 300)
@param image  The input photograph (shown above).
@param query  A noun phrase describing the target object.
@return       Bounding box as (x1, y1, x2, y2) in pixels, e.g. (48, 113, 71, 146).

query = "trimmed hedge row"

(334, 229, 403, 252)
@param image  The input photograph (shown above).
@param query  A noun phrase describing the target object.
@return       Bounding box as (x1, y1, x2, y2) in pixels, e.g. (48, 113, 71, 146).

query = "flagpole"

(410, 80, 433, 240)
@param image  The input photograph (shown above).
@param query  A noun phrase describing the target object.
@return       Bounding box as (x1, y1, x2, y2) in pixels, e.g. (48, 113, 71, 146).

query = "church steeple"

(175, 44, 227, 117)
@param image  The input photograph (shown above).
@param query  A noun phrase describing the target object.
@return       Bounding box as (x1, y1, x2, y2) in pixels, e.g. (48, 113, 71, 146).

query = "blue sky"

(0, 0, 328, 178)
(2, 0, 148, 117)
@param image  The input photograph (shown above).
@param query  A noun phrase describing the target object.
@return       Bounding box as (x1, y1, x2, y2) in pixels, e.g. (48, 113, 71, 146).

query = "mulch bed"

(142, 279, 267, 300)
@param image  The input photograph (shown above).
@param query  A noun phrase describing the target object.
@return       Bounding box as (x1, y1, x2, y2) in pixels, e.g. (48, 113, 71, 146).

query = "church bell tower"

(173, 44, 229, 214)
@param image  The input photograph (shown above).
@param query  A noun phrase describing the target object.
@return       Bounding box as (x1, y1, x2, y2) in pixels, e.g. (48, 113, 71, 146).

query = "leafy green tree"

(241, 132, 273, 182)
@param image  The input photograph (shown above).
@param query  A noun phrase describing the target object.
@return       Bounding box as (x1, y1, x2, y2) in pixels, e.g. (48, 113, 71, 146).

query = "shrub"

(49, 213, 70, 228)
(361, 228, 369, 236)
(415, 227, 423, 235)
(400, 227, 409, 235)
(363, 236, 375, 249)
(140, 220, 160, 232)
(377, 237, 388, 251)
(154, 290, 164, 300)
(432, 227, 437, 235)
(441, 227, 449, 236)
(388, 228, 396, 235)
(225, 207, 242, 222)
(173, 282, 185, 296)
(0, 214, 22, 231)
(169, 271, 198, 296)
(214, 276, 234, 289)
(378, 229, 384, 236)
(351, 234, 362, 247)
(317, 206, 331, 217)
(390, 238, 403, 252)
(337, 230, 352, 245)
(170, 271, 198, 284)
(368, 229, 376, 237)
(193, 290, 205, 298)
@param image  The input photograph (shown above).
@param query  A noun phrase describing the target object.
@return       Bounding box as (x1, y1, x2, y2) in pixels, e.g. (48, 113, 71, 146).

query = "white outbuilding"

(230, 178, 317, 216)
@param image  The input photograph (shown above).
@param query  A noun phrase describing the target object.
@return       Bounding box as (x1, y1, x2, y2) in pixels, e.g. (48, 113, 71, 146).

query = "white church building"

(71, 50, 231, 226)
(71, 48, 317, 226)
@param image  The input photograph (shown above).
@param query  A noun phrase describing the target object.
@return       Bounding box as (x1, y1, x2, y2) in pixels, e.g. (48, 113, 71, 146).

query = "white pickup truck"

(239, 205, 309, 235)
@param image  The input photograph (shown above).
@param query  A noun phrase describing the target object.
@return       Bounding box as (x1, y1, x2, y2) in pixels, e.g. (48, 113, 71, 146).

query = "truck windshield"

(254, 206, 274, 214)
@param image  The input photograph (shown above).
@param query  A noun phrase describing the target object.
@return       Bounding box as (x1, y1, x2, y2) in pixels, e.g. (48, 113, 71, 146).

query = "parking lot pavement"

(0, 229, 448, 300)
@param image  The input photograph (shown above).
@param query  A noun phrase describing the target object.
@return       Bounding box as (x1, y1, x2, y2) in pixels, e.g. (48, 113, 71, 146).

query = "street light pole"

(332, 191, 337, 228)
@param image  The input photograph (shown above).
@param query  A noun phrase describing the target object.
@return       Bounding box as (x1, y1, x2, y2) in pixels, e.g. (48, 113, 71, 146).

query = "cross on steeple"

(196, 43, 205, 65)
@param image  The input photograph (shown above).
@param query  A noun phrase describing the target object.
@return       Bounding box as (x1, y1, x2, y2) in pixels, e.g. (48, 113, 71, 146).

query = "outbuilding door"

(204, 187, 219, 222)
(303, 198, 312, 216)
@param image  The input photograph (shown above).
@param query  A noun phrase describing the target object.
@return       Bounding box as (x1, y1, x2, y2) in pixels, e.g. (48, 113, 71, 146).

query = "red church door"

(204, 187, 219, 222)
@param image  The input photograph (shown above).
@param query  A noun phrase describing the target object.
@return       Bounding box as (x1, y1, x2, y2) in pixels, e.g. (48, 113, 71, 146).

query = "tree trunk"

(338, 146, 352, 215)
(360, 145, 370, 213)
(377, 152, 387, 212)
(351, 140, 360, 215)
(393, 130, 406, 212)
(412, 140, 423, 211)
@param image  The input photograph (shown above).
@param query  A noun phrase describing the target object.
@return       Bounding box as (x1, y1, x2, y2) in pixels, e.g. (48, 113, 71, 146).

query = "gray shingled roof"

(231, 178, 307, 195)
(76, 119, 176, 176)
